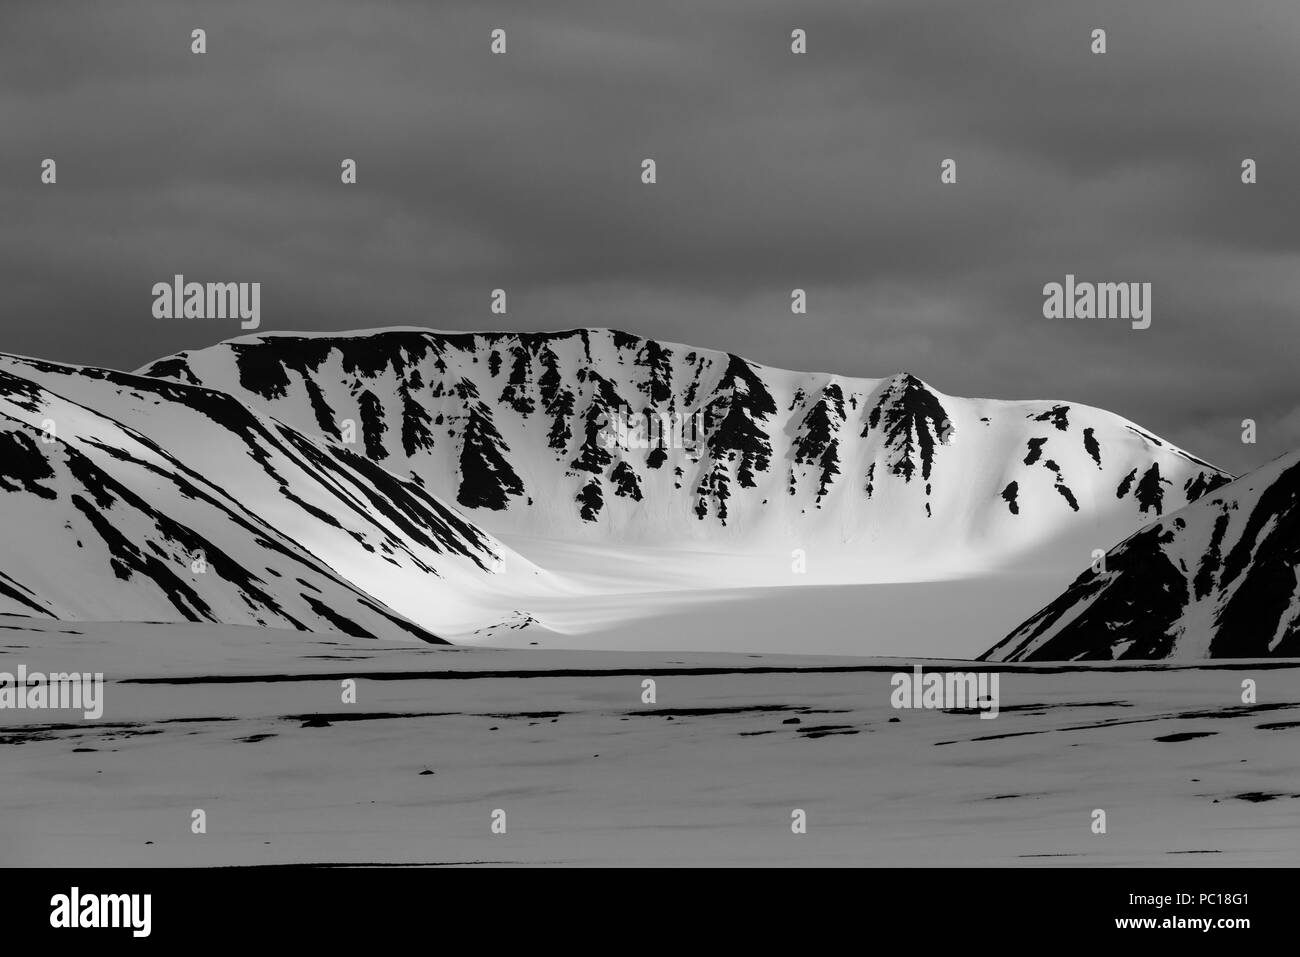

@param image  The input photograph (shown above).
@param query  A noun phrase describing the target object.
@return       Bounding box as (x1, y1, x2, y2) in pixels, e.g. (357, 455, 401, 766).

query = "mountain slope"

(981, 450, 1300, 661)
(140, 328, 1231, 579)
(0, 353, 545, 638)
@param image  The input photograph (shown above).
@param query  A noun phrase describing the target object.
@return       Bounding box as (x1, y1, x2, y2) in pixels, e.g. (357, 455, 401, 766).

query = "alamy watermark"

(50, 887, 150, 937)
(152, 274, 260, 329)
(0, 665, 104, 720)
(597, 406, 708, 454)
(890, 666, 1000, 719)
(1042, 274, 1150, 329)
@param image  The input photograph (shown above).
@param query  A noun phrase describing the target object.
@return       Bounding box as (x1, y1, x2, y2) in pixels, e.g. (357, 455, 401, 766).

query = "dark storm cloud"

(1, 0, 1297, 473)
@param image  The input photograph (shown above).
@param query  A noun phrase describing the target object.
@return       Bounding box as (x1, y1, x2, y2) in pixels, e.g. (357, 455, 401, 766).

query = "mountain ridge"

(139, 327, 1232, 582)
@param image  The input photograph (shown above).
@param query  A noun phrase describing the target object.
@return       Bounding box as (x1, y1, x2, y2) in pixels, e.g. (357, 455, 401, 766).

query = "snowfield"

(2, 619, 1296, 867)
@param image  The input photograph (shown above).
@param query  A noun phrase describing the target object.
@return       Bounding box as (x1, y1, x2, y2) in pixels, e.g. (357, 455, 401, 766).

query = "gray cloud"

(1, 0, 1297, 473)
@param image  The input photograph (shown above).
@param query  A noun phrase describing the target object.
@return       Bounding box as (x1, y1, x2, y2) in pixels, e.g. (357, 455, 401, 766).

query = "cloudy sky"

(2, 0, 1297, 473)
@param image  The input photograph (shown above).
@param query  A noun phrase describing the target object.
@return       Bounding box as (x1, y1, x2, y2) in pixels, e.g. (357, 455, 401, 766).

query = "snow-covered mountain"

(0, 352, 546, 640)
(141, 328, 1231, 579)
(982, 450, 1300, 661)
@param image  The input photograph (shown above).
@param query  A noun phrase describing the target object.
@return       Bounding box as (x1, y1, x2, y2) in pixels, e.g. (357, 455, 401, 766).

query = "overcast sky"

(2, 0, 1297, 473)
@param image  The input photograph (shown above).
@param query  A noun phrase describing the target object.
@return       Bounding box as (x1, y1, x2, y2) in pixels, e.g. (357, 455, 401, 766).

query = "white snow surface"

(0, 618, 1296, 866)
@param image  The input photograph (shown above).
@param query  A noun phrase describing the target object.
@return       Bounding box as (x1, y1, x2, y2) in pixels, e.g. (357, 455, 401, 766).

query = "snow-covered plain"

(2, 618, 1296, 867)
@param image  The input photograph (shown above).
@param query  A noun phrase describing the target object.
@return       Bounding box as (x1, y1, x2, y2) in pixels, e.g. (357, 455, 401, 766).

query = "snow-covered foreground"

(1, 619, 1297, 867)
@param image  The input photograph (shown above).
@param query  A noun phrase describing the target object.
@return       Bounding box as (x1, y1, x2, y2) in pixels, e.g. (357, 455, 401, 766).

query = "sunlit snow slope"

(0, 353, 549, 639)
